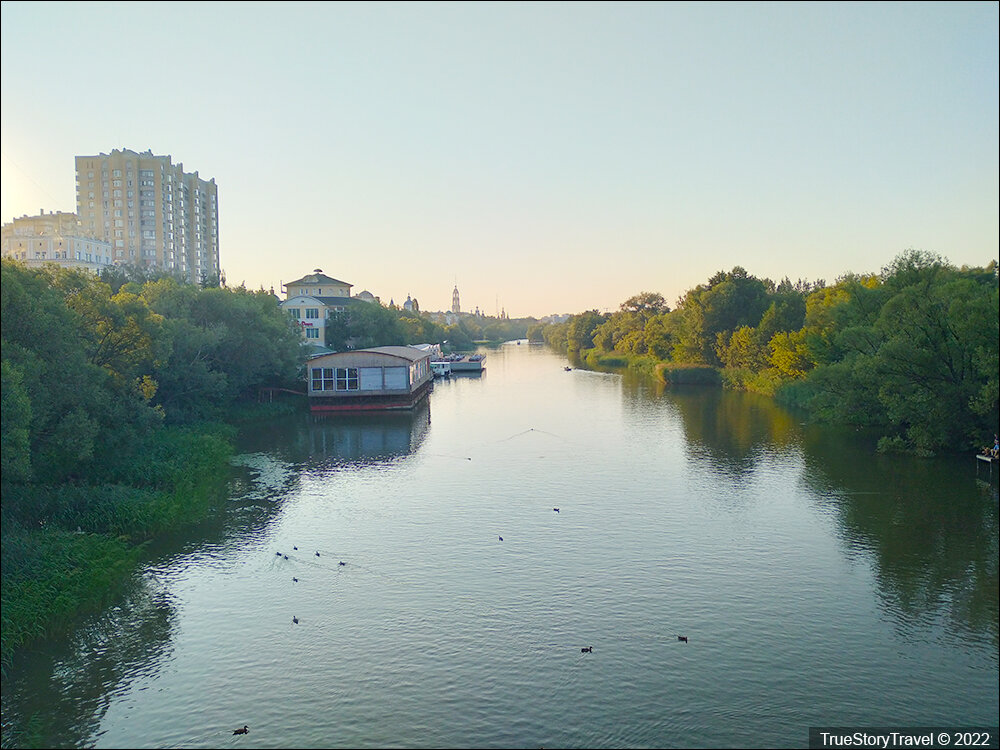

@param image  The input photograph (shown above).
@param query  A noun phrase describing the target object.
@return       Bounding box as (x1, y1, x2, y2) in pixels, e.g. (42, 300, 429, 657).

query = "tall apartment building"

(75, 148, 219, 282)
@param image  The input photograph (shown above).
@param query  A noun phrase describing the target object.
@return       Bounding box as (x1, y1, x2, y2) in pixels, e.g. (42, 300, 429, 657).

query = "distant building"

(452, 285, 461, 313)
(306, 346, 433, 412)
(279, 269, 355, 345)
(75, 148, 219, 283)
(403, 294, 419, 312)
(2, 210, 114, 273)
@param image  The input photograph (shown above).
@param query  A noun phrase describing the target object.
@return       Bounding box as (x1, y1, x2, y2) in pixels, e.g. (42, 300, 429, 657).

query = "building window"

(311, 367, 335, 391)
(305, 308, 319, 319)
(288, 308, 301, 320)
(336, 368, 359, 391)
(305, 328, 320, 339)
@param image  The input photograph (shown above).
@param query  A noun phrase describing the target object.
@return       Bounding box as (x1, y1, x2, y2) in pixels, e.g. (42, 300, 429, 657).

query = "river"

(2, 342, 997, 748)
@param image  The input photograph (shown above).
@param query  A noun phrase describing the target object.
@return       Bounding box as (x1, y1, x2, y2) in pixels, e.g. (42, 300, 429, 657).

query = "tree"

(0, 262, 161, 483)
(566, 310, 608, 352)
(673, 268, 770, 365)
(719, 326, 768, 371)
(619, 292, 669, 319)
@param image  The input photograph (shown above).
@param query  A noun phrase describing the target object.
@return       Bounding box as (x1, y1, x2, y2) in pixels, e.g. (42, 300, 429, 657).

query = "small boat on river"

(440, 354, 485, 373)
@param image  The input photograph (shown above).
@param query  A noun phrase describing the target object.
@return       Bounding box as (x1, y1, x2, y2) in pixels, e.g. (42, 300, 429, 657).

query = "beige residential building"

(280, 270, 355, 345)
(1, 210, 114, 273)
(75, 148, 219, 282)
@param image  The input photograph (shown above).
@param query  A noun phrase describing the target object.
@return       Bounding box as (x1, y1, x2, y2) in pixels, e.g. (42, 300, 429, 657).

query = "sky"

(2, 1, 997, 318)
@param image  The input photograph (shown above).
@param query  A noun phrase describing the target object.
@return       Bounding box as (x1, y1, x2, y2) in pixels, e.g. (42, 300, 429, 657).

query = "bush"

(654, 363, 721, 386)
(1, 528, 140, 669)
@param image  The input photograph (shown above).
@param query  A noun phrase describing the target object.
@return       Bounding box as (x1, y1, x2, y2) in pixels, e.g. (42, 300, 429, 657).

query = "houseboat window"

(305, 308, 319, 319)
(336, 367, 359, 391)
(311, 367, 335, 391)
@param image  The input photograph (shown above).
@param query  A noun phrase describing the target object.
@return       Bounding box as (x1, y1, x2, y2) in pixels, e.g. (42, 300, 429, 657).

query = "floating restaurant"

(307, 346, 433, 412)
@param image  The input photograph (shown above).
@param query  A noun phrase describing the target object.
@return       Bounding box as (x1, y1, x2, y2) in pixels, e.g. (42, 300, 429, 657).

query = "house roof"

(280, 295, 355, 307)
(286, 272, 352, 287)
(364, 346, 433, 362)
(311, 346, 432, 364)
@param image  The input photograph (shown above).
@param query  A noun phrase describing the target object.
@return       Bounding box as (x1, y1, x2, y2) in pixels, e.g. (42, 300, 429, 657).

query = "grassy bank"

(655, 362, 722, 386)
(572, 349, 723, 385)
(580, 349, 662, 376)
(0, 424, 234, 671)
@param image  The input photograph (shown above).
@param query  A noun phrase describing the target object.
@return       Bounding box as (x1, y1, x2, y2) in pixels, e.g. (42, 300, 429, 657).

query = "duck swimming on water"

(233, 725, 249, 735)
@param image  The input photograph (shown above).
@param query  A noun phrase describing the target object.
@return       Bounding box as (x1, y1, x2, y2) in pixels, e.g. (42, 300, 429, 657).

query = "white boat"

(430, 360, 452, 378)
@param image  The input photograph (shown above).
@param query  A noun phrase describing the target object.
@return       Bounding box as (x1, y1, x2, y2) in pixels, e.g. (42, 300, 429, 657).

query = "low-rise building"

(280, 269, 357, 344)
(2, 210, 114, 273)
(306, 346, 433, 412)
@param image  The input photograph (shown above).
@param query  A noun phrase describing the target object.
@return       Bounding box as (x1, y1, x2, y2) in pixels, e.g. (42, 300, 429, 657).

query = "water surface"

(3, 343, 997, 748)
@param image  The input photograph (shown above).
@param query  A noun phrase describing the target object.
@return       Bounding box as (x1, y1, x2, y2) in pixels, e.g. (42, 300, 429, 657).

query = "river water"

(2, 342, 997, 749)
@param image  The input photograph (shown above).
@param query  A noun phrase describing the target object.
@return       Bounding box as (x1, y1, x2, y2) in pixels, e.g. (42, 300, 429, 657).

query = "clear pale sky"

(2, 1, 997, 318)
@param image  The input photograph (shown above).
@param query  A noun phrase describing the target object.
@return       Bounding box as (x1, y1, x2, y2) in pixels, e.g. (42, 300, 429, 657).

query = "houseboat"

(307, 346, 433, 412)
(444, 353, 486, 373)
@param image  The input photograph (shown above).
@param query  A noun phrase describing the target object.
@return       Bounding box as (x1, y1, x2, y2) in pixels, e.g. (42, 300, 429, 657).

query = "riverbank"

(3, 342, 993, 749)
(572, 347, 722, 386)
(0, 422, 237, 672)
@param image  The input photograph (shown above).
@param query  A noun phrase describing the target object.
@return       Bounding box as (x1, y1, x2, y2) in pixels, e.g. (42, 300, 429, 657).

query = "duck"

(293, 546, 298, 550)
(275, 551, 282, 557)
(677, 636, 688, 643)
(553, 508, 560, 513)
(498, 536, 504, 541)
(283, 555, 288, 560)
(338, 561, 346, 566)
(233, 725, 249, 735)
(315, 551, 321, 557)
(292, 577, 298, 583)
(292, 616, 299, 624)
(581, 646, 593, 653)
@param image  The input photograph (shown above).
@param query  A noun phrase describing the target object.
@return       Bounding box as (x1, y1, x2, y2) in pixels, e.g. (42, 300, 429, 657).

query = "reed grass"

(0, 423, 234, 669)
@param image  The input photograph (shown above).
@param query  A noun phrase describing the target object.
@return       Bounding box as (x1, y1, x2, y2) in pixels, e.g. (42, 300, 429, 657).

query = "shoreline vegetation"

(0, 260, 531, 670)
(530, 251, 998, 458)
(0, 261, 306, 670)
(1, 250, 996, 670)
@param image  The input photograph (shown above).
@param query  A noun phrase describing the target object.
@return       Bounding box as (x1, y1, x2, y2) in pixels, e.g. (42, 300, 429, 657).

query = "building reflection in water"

(304, 400, 431, 468)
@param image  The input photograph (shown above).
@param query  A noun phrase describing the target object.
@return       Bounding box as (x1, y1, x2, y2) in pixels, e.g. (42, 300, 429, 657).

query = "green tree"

(566, 310, 609, 353)
(673, 267, 771, 365)
(720, 326, 769, 370)
(0, 360, 32, 483)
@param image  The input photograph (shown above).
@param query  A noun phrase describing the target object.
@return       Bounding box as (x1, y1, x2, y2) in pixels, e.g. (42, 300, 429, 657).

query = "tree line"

(324, 302, 534, 352)
(0, 260, 304, 667)
(531, 251, 998, 456)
